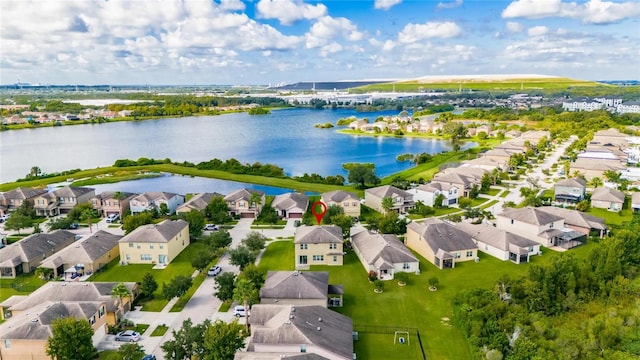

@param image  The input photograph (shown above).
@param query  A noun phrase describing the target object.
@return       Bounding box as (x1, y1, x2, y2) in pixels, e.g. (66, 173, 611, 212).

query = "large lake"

(1, 108, 475, 192)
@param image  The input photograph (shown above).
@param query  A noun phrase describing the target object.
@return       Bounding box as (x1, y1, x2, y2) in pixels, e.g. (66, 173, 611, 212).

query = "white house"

(457, 223, 540, 264)
(408, 183, 458, 207)
(350, 230, 419, 280)
(129, 192, 185, 215)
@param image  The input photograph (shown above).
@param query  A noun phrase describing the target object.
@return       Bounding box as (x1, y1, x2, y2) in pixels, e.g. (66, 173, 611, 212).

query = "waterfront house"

(272, 192, 309, 219)
(481, 149, 515, 170)
(407, 183, 458, 207)
(534, 206, 607, 238)
(129, 192, 185, 215)
(364, 185, 414, 214)
(259, 271, 343, 308)
(405, 219, 478, 270)
(431, 167, 486, 198)
(176, 192, 223, 215)
(0, 231, 76, 279)
(350, 230, 419, 280)
(224, 188, 265, 218)
(294, 225, 344, 269)
(320, 190, 361, 217)
(91, 191, 135, 218)
(33, 186, 95, 216)
(118, 219, 189, 265)
(0, 187, 47, 216)
(554, 178, 587, 204)
(632, 192, 640, 212)
(456, 222, 540, 264)
(591, 187, 625, 211)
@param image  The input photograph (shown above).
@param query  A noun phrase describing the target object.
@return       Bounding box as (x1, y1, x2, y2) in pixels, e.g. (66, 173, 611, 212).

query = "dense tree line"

(454, 218, 640, 359)
(293, 172, 345, 185)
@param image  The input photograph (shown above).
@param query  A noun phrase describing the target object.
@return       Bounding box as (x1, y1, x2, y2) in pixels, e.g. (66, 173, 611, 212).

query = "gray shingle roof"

(249, 304, 353, 359)
(364, 185, 411, 199)
(40, 230, 122, 269)
(224, 188, 265, 202)
(407, 218, 477, 253)
(179, 192, 223, 212)
(260, 271, 330, 300)
(294, 225, 343, 244)
(456, 223, 538, 251)
(0, 187, 47, 201)
(118, 219, 188, 243)
(0, 230, 76, 268)
(591, 187, 626, 203)
(351, 231, 418, 267)
(321, 190, 359, 204)
(633, 192, 640, 206)
(95, 191, 136, 200)
(536, 206, 607, 231)
(132, 191, 181, 202)
(555, 178, 587, 188)
(272, 193, 309, 212)
(498, 207, 563, 226)
(52, 186, 95, 198)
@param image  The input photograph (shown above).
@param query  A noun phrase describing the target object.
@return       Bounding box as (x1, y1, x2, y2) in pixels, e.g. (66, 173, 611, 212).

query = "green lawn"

(479, 200, 499, 210)
(151, 325, 169, 337)
(482, 188, 501, 196)
(99, 350, 121, 360)
(587, 207, 633, 226)
(0, 273, 48, 302)
(89, 241, 207, 311)
(257, 239, 595, 360)
(499, 190, 510, 198)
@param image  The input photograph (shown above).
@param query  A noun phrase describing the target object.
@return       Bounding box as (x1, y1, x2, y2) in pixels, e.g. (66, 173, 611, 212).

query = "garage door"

(92, 323, 107, 344)
(240, 212, 255, 218)
(289, 213, 303, 218)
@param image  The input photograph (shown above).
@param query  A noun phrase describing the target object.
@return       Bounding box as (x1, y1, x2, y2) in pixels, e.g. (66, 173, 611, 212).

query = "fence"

(353, 324, 427, 360)
(0, 282, 41, 292)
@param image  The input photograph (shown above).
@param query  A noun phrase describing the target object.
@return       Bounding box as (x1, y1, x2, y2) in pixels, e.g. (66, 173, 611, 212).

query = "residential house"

(350, 230, 419, 280)
(0, 187, 47, 216)
(535, 206, 607, 238)
(456, 223, 540, 264)
(364, 185, 414, 214)
(260, 271, 343, 308)
(243, 304, 354, 360)
(592, 128, 628, 147)
(0, 231, 76, 278)
(505, 129, 521, 138)
(520, 130, 551, 142)
(405, 218, 478, 269)
(633, 192, 640, 212)
(591, 187, 625, 211)
(118, 219, 189, 265)
(460, 157, 503, 171)
(91, 191, 135, 218)
(33, 186, 95, 216)
(129, 192, 185, 215)
(272, 193, 309, 219)
(347, 119, 368, 131)
(320, 190, 361, 217)
(407, 183, 458, 207)
(176, 192, 223, 215)
(431, 167, 486, 198)
(496, 207, 586, 249)
(482, 149, 515, 170)
(494, 140, 527, 153)
(294, 226, 344, 269)
(224, 188, 265, 218)
(39, 230, 122, 279)
(570, 158, 626, 180)
(554, 178, 587, 203)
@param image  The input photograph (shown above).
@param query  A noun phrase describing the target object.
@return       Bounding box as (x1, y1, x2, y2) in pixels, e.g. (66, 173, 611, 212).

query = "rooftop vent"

(318, 317, 322, 322)
(316, 327, 321, 331)
(290, 315, 295, 320)
(31, 319, 38, 323)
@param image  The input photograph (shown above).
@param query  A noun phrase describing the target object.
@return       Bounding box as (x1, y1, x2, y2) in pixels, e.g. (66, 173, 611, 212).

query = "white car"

(115, 330, 140, 342)
(233, 305, 247, 317)
(207, 265, 222, 276)
(203, 224, 219, 231)
(106, 214, 120, 223)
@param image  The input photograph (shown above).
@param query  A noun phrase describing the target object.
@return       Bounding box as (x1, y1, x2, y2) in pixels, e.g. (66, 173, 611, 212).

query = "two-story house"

(0, 187, 47, 216)
(294, 225, 344, 269)
(321, 190, 361, 217)
(91, 191, 136, 218)
(33, 186, 95, 216)
(271, 192, 309, 219)
(129, 192, 185, 215)
(364, 185, 414, 214)
(554, 178, 587, 204)
(176, 192, 223, 215)
(118, 219, 189, 265)
(407, 183, 458, 207)
(224, 188, 265, 218)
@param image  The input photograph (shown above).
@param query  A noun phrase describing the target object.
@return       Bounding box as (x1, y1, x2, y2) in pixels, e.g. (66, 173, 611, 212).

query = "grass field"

(381, 149, 480, 184)
(0, 273, 48, 302)
(257, 239, 595, 360)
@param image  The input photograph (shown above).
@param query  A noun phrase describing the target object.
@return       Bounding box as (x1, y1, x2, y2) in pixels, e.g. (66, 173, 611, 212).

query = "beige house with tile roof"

(90, 191, 135, 218)
(408, 182, 459, 207)
(456, 222, 540, 264)
(569, 158, 626, 180)
(633, 192, 640, 212)
(260, 271, 343, 308)
(0, 187, 47, 216)
(272, 193, 309, 219)
(176, 192, 223, 215)
(129, 191, 185, 215)
(535, 206, 607, 238)
(406, 218, 477, 269)
(33, 186, 95, 216)
(350, 230, 418, 280)
(364, 185, 414, 214)
(0, 231, 76, 278)
(118, 219, 189, 265)
(224, 188, 265, 218)
(591, 187, 626, 211)
(294, 226, 343, 269)
(320, 190, 360, 217)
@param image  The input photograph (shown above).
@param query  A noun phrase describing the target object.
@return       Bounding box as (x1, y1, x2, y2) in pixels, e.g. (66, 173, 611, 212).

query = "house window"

(329, 243, 337, 250)
(333, 256, 337, 262)
(510, 219, 514, 224)
(343, 202, 349, 207)
(453, 252, 461, 259)
(140, 254, 152, 261)
(136, 243, 141, 249)
(299, 255, 308, 265)
(550, 222, 554, 228)
(4, 340, 9, 349)
(149, 244, 154, 249)
(89, 315, 96, 325)
(125, 254, 130, 261)
(300, 345, 306, 353)
(99, 306, 105, 317)
(529, 246, 534, 252)
(129, 243, 133, 248)
(312, 255, 324, 262)
(159, 244, 164, 249)
(403, 263, 410, 270)
(466, 251, 473, 257)
(352, 202, 358, 207)
(300, 244, 308, 250)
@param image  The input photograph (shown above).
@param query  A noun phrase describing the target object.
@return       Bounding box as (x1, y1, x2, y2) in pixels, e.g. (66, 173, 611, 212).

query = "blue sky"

(1, 0, 638, 85)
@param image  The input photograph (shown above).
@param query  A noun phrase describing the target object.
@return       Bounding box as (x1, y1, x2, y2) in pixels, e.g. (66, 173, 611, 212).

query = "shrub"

(367, 271, 378, 282)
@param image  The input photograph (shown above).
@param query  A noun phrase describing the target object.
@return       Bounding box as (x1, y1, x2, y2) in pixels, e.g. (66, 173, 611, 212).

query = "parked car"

(142, 355, 156, 360)
(106, 214, 120, 223)
(0, 214, 9, 223)
(203, 224, 219, 231)
(115, 330, 140, 342)
(207, 265, 222, 276)
(233, 305, 247, 317)
(68, 223, 79, 230)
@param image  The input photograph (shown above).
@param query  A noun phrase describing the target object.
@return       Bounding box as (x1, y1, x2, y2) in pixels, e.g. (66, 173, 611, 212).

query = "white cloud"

(320, 42, 343, 57)
(305, 16, 363, 48)
(219, 0, 246, 11)
(527, 26, 549, 36)
(374, 0, 402, 10)
(436, 0, 463, 10)
(506, 21, 523, 33)
(502, 0, 640, 24)
(398, 21, 462, 43)
(256, 0, 327, 25)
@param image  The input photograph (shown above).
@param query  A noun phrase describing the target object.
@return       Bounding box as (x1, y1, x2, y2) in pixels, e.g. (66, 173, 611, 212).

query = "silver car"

(115, 330, 140, 342)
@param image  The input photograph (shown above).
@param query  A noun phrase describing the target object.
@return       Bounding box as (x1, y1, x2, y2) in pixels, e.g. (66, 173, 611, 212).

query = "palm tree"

(249, 192, 263, 217)
(233, 278, 257, 333)
(381, 197, 394, 213)
(590, 177, 603, 189)
(111, 283, 131, 322)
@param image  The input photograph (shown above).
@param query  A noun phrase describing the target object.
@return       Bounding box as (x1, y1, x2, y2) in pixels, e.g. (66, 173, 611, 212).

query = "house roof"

(461, 157, 501, 168)
(0, 281, 136, 314)
(40, 230, 122, 269)
(593, 128, 626, 138)
(94, 191, 136, 201)
(364, 185, 411, 200)
(456, 223, 539, 251)
(483, 149, 513, 158)
(178, 192, 223, 212)
(249, 304, 353, 360)
(51, 186, 94, 198)
(555, 178, 587, 188)
(235, 353, 330, 360)
(294, 226, 343, 244)
(132, 191, 181, 202)
(260, 271, 331, 300)
(407, 218, 477, 254)
(536, 206, 607, 231)
(0, 230, 76, 268)
(118, 219, 188, 243)
(0, 300, 104, 340)
(591, 187, 626, 203)
(632, 192, 640, 206)
(570, 158, 626, 171)
(224, 188, 265, 202)
(0, 187, 47, 201)
(351, 230, 418, 267)
(321, 190, 359, 204)
(498, 207, 563, 226)
(415, 182, 457, 193)
(272, 193, 309, 212)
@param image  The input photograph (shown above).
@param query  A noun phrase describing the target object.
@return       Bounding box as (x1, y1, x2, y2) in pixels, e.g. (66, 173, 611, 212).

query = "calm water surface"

(1, 109, 474, 187)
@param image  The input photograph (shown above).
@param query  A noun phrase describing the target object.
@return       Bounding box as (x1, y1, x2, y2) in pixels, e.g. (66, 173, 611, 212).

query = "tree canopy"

(46, 318, 97, 360)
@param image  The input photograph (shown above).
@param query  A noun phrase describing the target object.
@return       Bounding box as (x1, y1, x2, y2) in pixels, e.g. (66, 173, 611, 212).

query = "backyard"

(257, 239, 595, 360)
